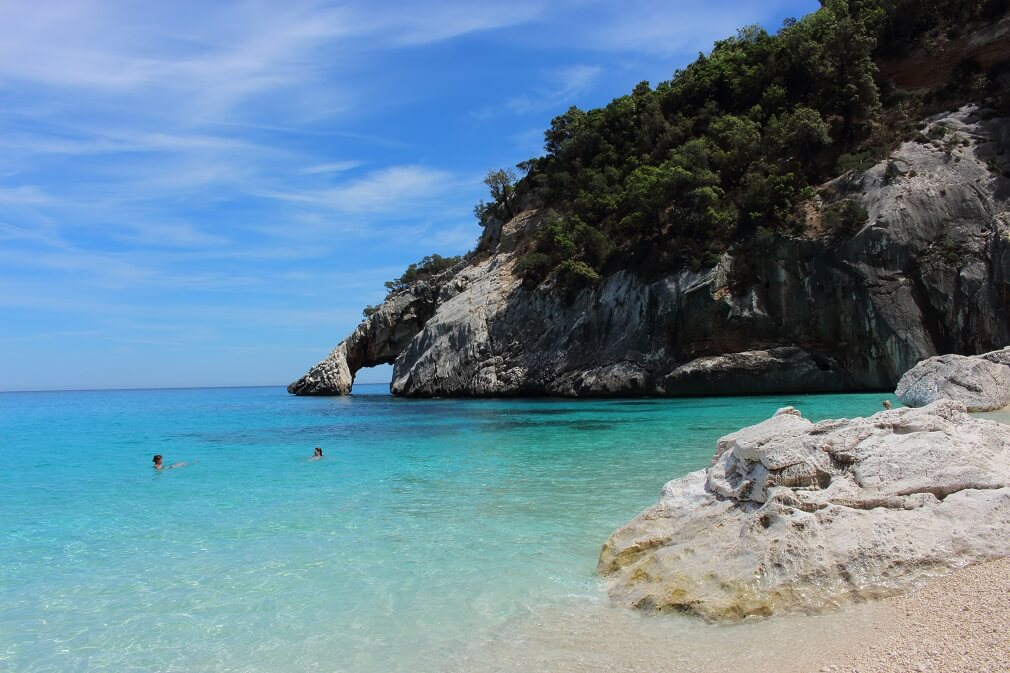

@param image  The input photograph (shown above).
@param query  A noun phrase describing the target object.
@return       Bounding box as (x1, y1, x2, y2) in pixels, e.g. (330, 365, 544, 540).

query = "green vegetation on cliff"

(367, 254, 461, 315)
(467, 0, 1010, 290)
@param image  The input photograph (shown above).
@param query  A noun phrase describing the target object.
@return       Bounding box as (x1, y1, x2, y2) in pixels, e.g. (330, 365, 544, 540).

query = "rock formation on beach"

(896, 348, 1010, 411)
(291, 105, 1010, 397)
(597, 401, 1010, 620)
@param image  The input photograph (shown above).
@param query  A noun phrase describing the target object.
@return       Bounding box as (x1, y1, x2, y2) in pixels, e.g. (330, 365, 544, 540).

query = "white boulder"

(598, 400, 1010, 620)
(895, 353, 1010, 411)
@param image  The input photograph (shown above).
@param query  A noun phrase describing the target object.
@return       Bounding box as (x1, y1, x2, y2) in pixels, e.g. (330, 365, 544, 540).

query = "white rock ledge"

(598, 400, 1010, 621)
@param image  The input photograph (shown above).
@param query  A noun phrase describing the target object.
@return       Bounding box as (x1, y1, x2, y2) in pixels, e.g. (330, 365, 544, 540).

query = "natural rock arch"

(286, 284, 441, 395)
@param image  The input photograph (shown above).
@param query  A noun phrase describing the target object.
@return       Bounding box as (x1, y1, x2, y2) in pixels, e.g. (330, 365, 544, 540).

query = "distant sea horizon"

(0, 381, 394, 394)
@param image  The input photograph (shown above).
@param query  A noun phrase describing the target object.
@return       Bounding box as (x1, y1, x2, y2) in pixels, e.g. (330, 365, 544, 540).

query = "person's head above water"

(153, 454, 163, 468)
(313, 447, 323, 457)
(883, 400, 892, 410)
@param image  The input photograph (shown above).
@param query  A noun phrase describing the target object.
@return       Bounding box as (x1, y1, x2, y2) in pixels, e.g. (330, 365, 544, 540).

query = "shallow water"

(0, 386, 892, 673)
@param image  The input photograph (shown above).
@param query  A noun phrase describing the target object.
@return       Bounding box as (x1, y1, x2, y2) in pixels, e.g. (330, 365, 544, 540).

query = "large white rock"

(598, 401, 1010, 620)
(895, 353, 1010, 411)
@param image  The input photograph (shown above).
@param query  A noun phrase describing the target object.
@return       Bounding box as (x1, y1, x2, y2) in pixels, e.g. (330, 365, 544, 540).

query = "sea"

(0, 385, 894, 673)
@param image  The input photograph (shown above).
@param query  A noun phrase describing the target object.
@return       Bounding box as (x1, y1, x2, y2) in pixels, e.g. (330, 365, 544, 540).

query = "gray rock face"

(291, 106, 1010, 396)
(980, 345, 1010, 367)
(598, 401, 1010, 620)
(896, 352, 1010, 411)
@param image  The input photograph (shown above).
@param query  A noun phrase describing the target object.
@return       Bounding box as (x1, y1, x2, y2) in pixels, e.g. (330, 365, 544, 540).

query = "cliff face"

(876, 17, 1010, 91)
(289, 106, 1010, 397)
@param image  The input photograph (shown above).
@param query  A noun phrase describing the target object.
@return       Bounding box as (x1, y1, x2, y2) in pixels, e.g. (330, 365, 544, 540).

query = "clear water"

(0, 386, 892, 673)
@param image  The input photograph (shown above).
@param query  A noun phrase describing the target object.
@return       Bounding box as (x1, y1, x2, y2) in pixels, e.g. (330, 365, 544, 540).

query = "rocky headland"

(291, 105, 1010, 398)
(597, 400, 1010, 621)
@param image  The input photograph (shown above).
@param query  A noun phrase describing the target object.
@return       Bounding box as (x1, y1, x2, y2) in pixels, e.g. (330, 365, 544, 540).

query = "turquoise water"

(0, 386, 890, 673)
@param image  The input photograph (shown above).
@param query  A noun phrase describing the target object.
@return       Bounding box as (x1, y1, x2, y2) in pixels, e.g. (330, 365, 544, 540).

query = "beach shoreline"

(449, 558, 1009, 673)
(821, 558, 1010, 673)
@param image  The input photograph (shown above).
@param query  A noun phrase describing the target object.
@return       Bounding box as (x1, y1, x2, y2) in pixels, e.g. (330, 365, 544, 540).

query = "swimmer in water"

(153, 454, 187, 470)
(882, 399, 892, 410)
(310, 447, 323, 461)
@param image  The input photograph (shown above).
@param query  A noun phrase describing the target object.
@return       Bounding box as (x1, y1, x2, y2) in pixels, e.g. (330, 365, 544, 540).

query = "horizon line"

(0, 381, 393, 394)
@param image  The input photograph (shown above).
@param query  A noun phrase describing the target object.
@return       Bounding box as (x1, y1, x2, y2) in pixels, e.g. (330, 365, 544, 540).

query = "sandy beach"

(448, 559, 1009, 673)
(823, 559, 1010, 673)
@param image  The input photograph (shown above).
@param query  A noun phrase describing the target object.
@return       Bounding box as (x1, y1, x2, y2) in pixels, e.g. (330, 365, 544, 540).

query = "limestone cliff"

(290, 105, 1010, 397)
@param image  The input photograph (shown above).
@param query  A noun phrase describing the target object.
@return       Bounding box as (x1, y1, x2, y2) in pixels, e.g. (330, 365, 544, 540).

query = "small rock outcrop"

(896, 352, 1010, 411)
(597, 401, 1010, 621)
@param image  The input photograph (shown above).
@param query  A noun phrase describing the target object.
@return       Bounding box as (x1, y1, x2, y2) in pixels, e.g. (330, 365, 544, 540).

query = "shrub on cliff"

(514, 252, 553, 287)
(557, 260, 601, 299)
(473, 169, 519, 226)
(383, 254, 462, 295)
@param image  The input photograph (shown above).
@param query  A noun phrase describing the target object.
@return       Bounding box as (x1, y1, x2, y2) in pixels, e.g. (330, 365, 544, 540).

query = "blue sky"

(0, 0, 818, 391)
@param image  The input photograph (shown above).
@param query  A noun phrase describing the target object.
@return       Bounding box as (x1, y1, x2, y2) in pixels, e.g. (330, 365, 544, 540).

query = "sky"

(0, 0, 819, 391)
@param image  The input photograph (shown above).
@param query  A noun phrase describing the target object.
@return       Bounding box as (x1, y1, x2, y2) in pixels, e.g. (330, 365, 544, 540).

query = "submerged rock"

(896, 349, 1010, 411)
(598, 400, 1010, 621)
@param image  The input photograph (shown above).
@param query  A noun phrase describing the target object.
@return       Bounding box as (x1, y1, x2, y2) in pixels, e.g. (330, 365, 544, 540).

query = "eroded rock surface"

(896, 352, 1010, 411)
(597, 401, 1010, 620)
(291, 106, 1010, 396)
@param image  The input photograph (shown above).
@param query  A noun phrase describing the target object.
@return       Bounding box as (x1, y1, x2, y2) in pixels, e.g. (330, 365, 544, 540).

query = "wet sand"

(448, 559, 1009, 673)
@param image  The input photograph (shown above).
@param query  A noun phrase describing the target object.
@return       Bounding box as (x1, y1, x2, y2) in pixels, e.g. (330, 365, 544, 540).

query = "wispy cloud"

(0, 186, 54, 205)
(256, 165, 459, 213)
(298, 160, 364, 175)
(0, 1, 545, 122)
(474, 64, 602, 118)
(0, 0, 820, 389)
(373, 1, 545, 46)
(110, 220, 231, 248)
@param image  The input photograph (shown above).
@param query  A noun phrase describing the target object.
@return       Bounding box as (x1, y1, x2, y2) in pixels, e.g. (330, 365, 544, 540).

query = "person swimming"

(882, 400, 892, 410)
(310, 447, 323, 461)
(153, 454, 187, 470)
